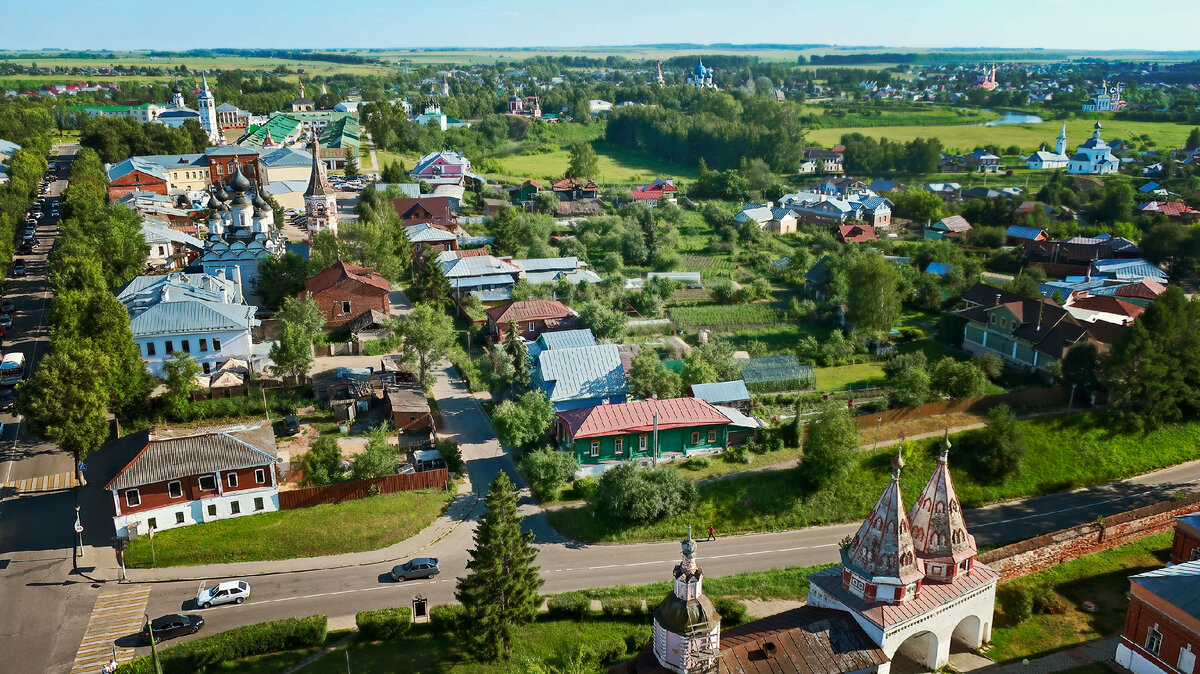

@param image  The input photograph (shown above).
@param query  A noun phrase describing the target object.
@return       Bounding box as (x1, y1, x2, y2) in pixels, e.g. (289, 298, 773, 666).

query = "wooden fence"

(279, 468, 449, 509)
(853, 386, 1069, 430)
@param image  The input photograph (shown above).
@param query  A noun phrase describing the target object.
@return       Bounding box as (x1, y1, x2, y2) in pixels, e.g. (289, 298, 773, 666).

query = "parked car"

(12, 260, 25, 277)
(0, 314, 11, 328)
(195, 580, 250, 609)
(391, 557, 439, 582)
(1, 299, 14, 314)
(281, 415, 301, 436)
(0, 389, 14, 413)
(142, 614, 204, 644)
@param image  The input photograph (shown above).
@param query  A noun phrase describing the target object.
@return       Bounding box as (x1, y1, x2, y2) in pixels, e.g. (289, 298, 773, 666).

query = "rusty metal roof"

(809, 563, 999, 631)
(106, 422, 277, 490)
(719, 607, 889, 674)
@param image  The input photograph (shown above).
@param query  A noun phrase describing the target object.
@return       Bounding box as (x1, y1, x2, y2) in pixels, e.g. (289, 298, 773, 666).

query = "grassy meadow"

(486, 139, 698, 184)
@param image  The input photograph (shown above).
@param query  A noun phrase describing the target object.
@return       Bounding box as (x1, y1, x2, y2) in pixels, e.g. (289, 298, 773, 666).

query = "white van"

(0, 352, 26, 386)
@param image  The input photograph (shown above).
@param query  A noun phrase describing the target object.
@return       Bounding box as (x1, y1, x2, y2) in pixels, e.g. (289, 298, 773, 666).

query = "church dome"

(693, 60, 707, 76)
(229, 164, 251, 193)
(218, 201, 230, 213)
(172, 82, 183, 94)
(909, 434, 976, 580)
(653, 590, 718, 634)
(232, 192, 251, 207)
(845, 450, 924, 589)
(253, 190, 269, 210)
(214, 184, 230, 202)
(206, 194, 220, 210)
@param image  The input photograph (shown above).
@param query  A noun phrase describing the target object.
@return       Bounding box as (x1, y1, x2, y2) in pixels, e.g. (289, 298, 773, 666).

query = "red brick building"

(107, 168, 169, 201)
(206, 147, 264, 190)
(1115, 558, 1200, 674)
(485, 300, 577, 342)
(1172, 513, 1200, 565)
(104, 422, 280, 539)
(301, 261, 391, 328)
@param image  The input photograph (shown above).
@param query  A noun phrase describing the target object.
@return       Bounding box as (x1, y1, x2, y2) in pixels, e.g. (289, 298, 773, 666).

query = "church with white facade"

(1025, 123, 1070, 170)
(1067, 122, 1120, 175)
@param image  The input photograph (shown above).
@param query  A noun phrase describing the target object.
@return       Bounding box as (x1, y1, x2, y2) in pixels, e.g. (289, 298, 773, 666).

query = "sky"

(6, 0, 1200, 52)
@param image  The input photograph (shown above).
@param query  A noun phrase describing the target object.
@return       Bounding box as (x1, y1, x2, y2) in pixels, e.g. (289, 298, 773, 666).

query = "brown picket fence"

(279, 468, 449, 509)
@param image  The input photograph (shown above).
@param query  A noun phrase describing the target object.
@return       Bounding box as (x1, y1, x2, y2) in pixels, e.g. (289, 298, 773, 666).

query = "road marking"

(70, 585, 152, 674)
(0, 470, 75, 494)
(971, 477, 1200, 529)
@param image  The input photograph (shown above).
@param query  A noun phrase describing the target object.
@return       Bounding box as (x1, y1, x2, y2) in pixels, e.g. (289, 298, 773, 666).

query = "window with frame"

(199, 338, 208, 352)
(340, 301, 352, 315)
(168, 481, 182, 498)
(614, 438, 623, 455)
(255, 468, 266, 484)
(202, 362, 211, 374)
(691, 431, 700, 444)
(125, 489, 141, 507)
(528, 322, 536, 333)
(175, 512, 185, 524)
(181, 340, 191, 354)
(147, 517, 157, 530)
(230, 501, 241, 515)
(639, 434, 648, 452)
(227, 473, 238, 488)
(1146, 626, 1162, 655)
(207, 504, 217, 517)
(198, 475, 217, 491)
(254, 497, 265, 511)
(213, 337, 222, 351)
(165, 340, 174, 353)
(708, 430, 717, 443)
(145, 342, 156, 357)
(590, 441, 600, 457)
(1179, 645, 1196, 674)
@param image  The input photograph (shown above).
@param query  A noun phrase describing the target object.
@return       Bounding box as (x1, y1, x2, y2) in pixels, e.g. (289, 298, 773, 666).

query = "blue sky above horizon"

(6, 0, 1200, 52)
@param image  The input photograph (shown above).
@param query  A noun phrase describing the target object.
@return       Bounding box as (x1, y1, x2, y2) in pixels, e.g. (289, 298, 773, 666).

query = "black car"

(391, 557, 440, 582)
(12, 260, 25, 277)
(142, 614, 204, 644)
(0, 389, 14, 413)
(282, 415, 301, 436)
(1, 300, 13, 314)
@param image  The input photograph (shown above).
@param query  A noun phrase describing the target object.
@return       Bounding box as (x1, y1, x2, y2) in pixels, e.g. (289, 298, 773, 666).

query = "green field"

(806, 118, 1196, 154)
(487, 140, 697, 184)
(124, 489, 453, 567)
(813, 362, 886, 390)
(0, 55, 390, 82)
(669, 303, 783, 328)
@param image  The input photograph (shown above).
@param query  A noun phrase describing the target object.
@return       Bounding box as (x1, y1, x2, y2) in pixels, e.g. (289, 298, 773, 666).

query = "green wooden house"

(555, 398, 732, 477)
(508, 179, 543, 205)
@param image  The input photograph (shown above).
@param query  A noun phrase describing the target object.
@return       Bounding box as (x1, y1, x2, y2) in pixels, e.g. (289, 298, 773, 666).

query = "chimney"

(233, 265, 243, 300)
(761, 641, 778, 659)
(994, 293, 1001, 307)
(160, 286, 169, 303)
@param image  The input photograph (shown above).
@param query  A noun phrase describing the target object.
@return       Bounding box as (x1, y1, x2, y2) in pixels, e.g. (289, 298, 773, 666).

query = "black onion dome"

(229, 164, 252, 193)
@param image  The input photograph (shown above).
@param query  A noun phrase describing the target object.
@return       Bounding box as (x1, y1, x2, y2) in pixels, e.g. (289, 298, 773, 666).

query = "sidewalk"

(103, 478, 480, 583)
(982, 636, 1119, 674)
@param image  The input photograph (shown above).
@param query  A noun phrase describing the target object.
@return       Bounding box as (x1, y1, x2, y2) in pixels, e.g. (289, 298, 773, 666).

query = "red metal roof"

(1070, 295, 1146, 320)
(558, 397, 730, 439)
(1114, 279, 1166, 300)
(836, 224, 877, 243)
(484, 300, 574, 326)
(304, 261, 391, 296)
(810, 562, 999, 630)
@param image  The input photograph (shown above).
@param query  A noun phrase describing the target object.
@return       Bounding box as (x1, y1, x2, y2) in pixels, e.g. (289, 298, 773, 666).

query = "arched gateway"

(806, 436, 998, 673)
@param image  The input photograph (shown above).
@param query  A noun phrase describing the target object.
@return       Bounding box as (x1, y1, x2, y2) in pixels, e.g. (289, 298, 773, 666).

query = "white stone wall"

(137, 327, 254, 378)
(112, 487, 279, 538)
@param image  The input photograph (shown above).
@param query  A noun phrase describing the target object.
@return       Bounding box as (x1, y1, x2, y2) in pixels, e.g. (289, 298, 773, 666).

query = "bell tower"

(651, 528, 721, 674)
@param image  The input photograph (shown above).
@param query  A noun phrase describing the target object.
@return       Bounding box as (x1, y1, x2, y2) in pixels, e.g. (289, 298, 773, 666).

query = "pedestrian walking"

(707, 525, 716, 541)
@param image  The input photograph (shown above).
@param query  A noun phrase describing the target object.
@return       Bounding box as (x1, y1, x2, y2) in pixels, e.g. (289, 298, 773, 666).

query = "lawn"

(988, 531, 1172, 663)
(487, 140, 697, 184)
(668, 303, 783, 328)
(813, 362, 885, 391)
(124, 489, 454, 567)
(805, 118, 1195, 154)
(667, 447, 805, 481)
(547, 412, 1200, 543)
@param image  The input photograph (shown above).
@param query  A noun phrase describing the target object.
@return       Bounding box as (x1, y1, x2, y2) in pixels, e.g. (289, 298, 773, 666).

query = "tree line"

(0, 100, 54, 272)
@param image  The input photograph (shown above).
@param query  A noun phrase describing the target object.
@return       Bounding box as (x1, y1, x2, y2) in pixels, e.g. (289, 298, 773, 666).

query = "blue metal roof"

(1005, 225, 1046, 240)
(533, 344, 627, 404)
(529, 328, 596, 360)
(0, 139, 21, 157)
(129, 300, 258, 337)
(1128, 559, 1200, 622)
(924, 262, 954, 276)
(690, 380, 750, 404)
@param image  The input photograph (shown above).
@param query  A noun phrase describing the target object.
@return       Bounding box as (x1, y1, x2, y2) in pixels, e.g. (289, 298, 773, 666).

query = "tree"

(566, 142, 599, 179)
(521, 447, 577, 502)
(973, 353, 1004, 381)
(300, 436, 344, 486)
(594, 464, 698, 526)
(381, 160, 407, 183)
(455, 471, 543, 660)
(492, 390, 554, 449)
(308, 230, 342, 273)
(1061, 341, 1100, 393)
(343, 147, 359, 177)
(1186, 127, 1200, 151)
(799, 402, 859, 491)
(682, 350, 719, 387)
(930, 357, 988, 399)
(254, 252, 310, 309)
(891, 186, 944, 225)
(162, 352, 201, 416)
(353, 426, 398, 480)
(504, 321, 532, 393)
(576, 301, 627, 340)
(962, 404, 1025, 481)
(411, 255, 453, 307)
(884, 351, 930, 407)
(399, 304, 455, 387)
(269, 322, 315, 382)
(628, 350, 683, 400)
(845, 253, 902, 339)
(17, 339, 113, 463)
(278, 293, 327, 344)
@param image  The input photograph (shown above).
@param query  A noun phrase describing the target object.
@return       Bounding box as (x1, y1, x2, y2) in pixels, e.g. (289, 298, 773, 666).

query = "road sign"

(77, 463, 87, 472)
(74, 521, 84, 534)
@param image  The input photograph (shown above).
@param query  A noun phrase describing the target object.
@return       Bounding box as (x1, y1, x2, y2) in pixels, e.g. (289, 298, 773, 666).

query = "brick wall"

(1170, 522, 1200, 565)
(978, 492, 1200, 582)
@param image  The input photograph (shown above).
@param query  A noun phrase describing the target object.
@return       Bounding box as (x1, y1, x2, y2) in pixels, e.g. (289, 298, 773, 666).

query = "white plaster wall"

(112, 487, 278, 538)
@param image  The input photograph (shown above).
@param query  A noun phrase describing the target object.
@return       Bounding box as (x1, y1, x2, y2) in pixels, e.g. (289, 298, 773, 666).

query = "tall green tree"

(353, 426, 397, 480)
(412, 255, 453, 308)
(566, 141, 599, 179)
(399, 304, 455, 387)
(308, 230, 342, 273)
(162, 351, 201, 417)
(799, 402, 859, 491)
(278, 293, 327, 344)
(628, 350, 683, 400)
(269, 322, 315, 383)
(343, 147, 359, 177)
(254, 252, 311, 309)
(455, 471, 544, 660)
(17, 339, 113, 464)
(492, 390, 554, 449)
(503, 321, 532, 394)
(845, 253, 902, 339)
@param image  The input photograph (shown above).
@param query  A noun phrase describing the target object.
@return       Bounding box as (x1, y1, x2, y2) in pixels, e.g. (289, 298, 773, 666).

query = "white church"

(1067, 122, 1120, 175)
(1025, 123, 1070, 170)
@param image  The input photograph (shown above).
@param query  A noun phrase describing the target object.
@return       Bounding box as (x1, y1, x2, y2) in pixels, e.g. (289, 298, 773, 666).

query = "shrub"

(682, 456, 711, 470)
(546, 591, 591, 619)
(437, 439, 464, 474)
(592, 637, 628, 663)
(572, 475, 600, 503)
(595, 464, 699, 526)
(1031, 583, 1068, 615)
(723, 445, 752, 464)
(600, 597, 642, 616)
(712, 597, 750, 627)
(430, 604, 466, 634)
(973, 352, 1004, 381)
(355, 606, 412, 641)
(960, 404, 1026, 482)
(116, 615, 327, 674)
(998, 584, 1034, 624)
(522, 446, 577, 501)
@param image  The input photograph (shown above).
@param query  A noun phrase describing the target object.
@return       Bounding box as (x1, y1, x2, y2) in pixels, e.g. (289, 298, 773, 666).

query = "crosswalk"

(1, 471, 76, 494)
(70, 585, 152, 674)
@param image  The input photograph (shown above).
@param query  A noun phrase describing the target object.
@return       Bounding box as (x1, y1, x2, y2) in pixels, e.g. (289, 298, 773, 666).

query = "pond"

(979, 110, 1045, 126)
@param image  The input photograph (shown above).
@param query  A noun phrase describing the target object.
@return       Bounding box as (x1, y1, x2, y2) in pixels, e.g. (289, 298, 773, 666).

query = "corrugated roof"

(304, 261, 391, 296)
(485, 300, 573, 325)
(1129, 559, 1200, 622)
(106, 422, 277, 490)
(809, 563, 999, 630)
(534, 344, 626, 404)
(557, 396, 728, 439)
(510, 257, 579, 272)
(129, 300, 258, 337)
(530, 329, 596, 361)
(690, 380, 750, 404)
(1005, 225, 1047, 240)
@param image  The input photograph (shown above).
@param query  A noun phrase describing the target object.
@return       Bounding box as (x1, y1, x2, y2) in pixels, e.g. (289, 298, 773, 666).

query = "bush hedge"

(998, 584, 1034, 624)
(712, 597, 749, 627)
(600, 596, 646, 617)
(116, 615, 327, 674)
(546, 591, 591, 619)
(355, 606, 412, 641)
(430, 604, 466, 634)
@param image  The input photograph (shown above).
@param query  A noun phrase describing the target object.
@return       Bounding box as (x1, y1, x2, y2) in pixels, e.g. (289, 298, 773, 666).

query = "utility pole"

(652, 410, 659, 468)
(873, 416, 883, 452)
(146, 614, 164, 674)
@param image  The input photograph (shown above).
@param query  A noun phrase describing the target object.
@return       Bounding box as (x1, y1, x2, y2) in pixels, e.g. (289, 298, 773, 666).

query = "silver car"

(195, 580, 250, 609)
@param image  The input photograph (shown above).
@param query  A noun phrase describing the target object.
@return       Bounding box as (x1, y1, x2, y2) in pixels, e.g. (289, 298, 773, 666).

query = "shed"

(413, 449, 445, 472)
(740, 355, 815, 392)
(690, 380, 752, 413)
